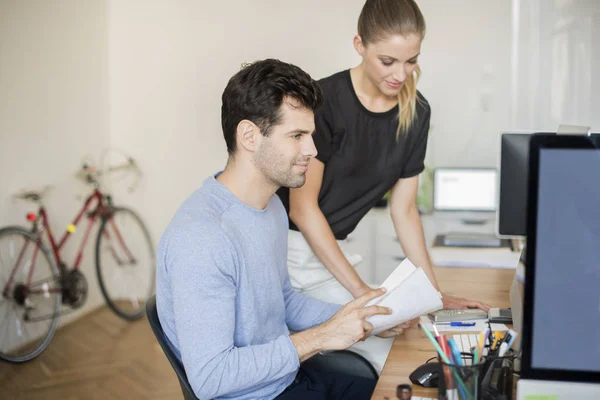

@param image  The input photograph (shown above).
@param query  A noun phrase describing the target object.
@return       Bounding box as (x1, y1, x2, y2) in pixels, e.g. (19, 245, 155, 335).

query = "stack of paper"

(366, 259, 443, 336)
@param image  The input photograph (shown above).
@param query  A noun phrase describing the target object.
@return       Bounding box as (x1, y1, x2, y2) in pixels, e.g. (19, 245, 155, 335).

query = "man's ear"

(236, 120, 260, 152)
(353, 35, 365, 56)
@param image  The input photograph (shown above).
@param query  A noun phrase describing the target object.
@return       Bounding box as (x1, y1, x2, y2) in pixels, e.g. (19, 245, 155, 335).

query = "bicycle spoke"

(9, 239, 15, 260)
(5, 306, 16, 353)
(0, 303, 10, 345)
(21, 314, 34, 344)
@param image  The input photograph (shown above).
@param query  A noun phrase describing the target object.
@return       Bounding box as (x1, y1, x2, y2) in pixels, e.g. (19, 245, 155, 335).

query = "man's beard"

(254, 142, 307, 189)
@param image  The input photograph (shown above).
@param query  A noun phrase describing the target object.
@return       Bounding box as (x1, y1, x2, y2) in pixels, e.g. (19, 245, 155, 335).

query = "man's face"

(254, 97, 317, 189)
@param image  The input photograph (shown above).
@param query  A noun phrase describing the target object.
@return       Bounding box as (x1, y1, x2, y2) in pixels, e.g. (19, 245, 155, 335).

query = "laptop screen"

(433, 168, 497, 212)
(530, 148, 600, 373)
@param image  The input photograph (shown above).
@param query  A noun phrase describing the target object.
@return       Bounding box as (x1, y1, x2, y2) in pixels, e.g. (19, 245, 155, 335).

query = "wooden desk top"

(372, 266, 515, 399)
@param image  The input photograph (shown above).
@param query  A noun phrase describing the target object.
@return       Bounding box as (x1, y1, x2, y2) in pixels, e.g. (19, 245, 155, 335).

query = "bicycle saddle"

(14, 185, 54, 202)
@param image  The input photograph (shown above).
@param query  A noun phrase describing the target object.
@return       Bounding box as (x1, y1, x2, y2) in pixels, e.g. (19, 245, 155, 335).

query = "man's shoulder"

(161, 188, 234, 249)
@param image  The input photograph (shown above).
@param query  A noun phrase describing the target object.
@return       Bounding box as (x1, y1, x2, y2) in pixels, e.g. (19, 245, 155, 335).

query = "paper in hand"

(365, 258, 443, 336)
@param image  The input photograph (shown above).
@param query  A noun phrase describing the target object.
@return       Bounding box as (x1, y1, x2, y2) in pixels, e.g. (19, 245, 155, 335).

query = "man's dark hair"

(221, 59, 323, 155)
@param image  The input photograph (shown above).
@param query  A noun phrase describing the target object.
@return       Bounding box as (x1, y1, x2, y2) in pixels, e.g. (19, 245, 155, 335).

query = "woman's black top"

(278, 69, 431, 240)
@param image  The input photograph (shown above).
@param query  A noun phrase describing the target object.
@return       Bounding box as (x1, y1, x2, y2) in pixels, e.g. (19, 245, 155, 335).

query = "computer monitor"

(433, 168, 497, 212)
(518, 135, 600, 397)
(497, 133, 536, 238)
(497, 132, 599, 238)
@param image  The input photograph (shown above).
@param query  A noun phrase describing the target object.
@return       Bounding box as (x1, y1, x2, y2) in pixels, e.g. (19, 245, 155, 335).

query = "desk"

(371, 266, 514, 399)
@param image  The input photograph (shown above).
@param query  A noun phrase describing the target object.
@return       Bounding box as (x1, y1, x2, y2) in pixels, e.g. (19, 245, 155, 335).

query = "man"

(156, 59, 394, 400)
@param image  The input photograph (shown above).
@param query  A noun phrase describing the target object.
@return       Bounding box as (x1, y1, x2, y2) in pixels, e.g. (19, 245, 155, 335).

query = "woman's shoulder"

(317, 70, 351, 98)
(416, 90, 431, 113)
(317, 69, 349, 86)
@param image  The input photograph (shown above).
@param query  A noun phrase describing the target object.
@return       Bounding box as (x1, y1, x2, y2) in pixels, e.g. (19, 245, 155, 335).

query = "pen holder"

(437, 353, 515, 400)
(479, 354, 516, 400)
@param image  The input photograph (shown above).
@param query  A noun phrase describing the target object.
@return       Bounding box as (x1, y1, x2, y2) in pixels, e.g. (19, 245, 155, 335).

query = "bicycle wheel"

(95, 207, 155, 320)
(0, 226, 61, 362)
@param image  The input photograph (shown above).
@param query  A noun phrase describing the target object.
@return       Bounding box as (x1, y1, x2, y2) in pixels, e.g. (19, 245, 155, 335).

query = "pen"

(436, 322, 477, 327)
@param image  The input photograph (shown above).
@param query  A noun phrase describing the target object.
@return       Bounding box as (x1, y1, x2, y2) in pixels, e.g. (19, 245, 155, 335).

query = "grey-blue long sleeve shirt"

(156, 175, 341, 399)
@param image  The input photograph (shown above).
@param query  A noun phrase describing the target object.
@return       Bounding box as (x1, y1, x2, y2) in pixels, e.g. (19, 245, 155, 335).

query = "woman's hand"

(441, 293, 490, 311)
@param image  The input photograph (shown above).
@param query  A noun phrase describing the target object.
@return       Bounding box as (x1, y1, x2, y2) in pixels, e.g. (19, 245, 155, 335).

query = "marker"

(436, 322, 477, 327)
(420, 324, 450, 364)
(491, 331, 504, 350)
(504, 329, 518, 349)
(476, 329, 490, 363)
(498, 342, 509, 357)
(447, 338, 463, 366)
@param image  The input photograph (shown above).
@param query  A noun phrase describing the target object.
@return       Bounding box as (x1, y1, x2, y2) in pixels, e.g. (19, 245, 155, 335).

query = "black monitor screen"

(530, 148, 600, 373)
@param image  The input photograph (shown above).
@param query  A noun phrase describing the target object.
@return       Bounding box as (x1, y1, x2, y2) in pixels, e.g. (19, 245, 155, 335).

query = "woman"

(277, 0, 488, 372)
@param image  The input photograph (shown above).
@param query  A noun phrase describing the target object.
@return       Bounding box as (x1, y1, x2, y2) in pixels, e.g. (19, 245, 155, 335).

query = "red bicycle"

(0, 158, 155, 362)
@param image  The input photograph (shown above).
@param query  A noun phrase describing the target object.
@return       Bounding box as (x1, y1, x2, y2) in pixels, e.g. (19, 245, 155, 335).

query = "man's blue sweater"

(156, 175, 340, 399)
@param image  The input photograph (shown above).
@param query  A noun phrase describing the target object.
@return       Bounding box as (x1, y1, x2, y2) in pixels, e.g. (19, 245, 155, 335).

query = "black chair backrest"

(146, 295, 199, 400)
(302, 349, 379, 381)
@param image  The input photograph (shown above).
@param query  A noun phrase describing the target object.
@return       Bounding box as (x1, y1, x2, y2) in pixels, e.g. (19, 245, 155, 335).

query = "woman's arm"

(389, 176, 490, 311)
(289, 158, 371, 299)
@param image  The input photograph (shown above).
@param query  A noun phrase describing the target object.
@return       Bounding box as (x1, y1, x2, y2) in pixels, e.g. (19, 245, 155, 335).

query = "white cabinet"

(344, 208, 498, 285)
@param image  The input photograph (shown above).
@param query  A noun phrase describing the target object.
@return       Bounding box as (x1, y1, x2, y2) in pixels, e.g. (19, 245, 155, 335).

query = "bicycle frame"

(2, 188, 133, 299)
(41, 190, 109, 272)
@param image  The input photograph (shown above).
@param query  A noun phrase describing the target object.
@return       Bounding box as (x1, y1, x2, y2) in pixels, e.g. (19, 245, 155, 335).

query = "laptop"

(432, 168, 504, 247)
(518, 135, 600, 399)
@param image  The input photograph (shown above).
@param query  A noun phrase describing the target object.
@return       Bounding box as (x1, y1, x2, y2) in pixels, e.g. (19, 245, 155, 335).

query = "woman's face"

(355, 33, 422, 98)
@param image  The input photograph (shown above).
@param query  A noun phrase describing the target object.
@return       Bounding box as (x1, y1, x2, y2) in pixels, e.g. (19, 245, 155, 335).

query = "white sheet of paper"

(418, 316, 509, 333)
(368, 258, 417, 306)
(365, 260, 443, 336)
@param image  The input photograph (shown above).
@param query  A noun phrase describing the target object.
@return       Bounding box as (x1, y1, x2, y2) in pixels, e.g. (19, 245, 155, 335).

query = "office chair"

(302, 349, 379, 380)
(146, 295, 378, 400)
(146, 295, 199, 400)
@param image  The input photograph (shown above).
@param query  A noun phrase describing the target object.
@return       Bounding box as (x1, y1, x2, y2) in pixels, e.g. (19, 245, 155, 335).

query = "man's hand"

(442, 293, 490, 311)
(375, 318, 418, 338)
(317, 288, 392, 350)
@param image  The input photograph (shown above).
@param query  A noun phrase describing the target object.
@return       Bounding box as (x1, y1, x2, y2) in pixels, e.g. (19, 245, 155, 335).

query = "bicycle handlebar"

(77, 158, 142, 192)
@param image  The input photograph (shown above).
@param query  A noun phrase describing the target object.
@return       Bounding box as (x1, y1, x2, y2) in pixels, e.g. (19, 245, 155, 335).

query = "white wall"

(0, 0, 109, 323)
(107, 0, 514, 240)
(418, 0, 512, 167)
(512, 0, 600, 131)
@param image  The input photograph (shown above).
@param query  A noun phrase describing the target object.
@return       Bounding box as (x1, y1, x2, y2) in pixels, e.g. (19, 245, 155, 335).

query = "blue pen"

(436, 322, 476, 327)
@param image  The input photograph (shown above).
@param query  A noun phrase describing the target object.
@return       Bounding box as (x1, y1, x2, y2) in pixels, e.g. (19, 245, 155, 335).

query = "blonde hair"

(357, 0, 426, 137)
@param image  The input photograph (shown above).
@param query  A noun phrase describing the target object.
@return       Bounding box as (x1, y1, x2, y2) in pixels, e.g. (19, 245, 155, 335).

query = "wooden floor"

(0, 306, 183, 400)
